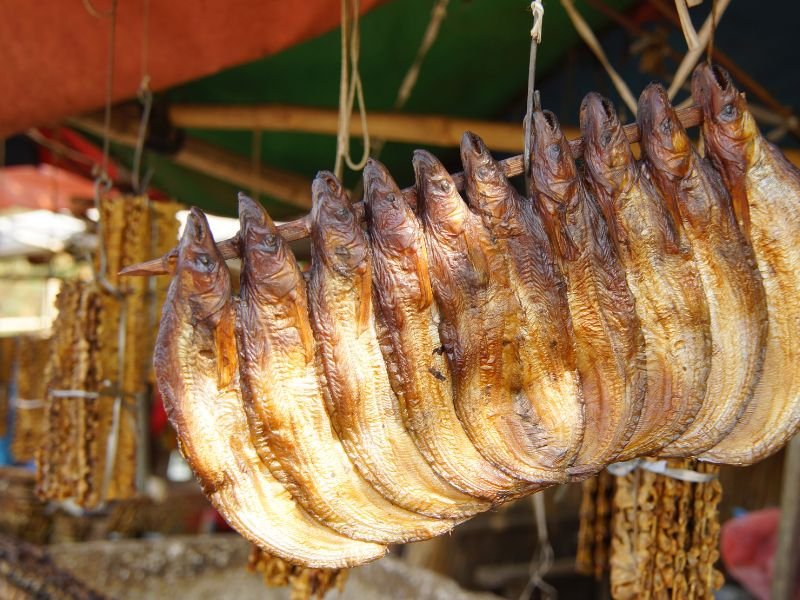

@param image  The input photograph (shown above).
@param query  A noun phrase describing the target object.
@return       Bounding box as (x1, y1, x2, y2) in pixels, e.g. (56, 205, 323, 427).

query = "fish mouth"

(412, 149, 441, 179)
(363, 158, 394, 203)
(460, 131, 486, 159)
(182, 207, 216, 254)
(312, 170, 345, 200)
(638, 83, 673, 135)
(238, 193, 273, 234)
(579, 92, 619, 147)
(691, 63, 736, 114)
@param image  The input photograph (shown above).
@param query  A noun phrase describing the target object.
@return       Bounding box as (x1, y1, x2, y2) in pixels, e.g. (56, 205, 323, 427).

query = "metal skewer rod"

(119, 104, 703, 277)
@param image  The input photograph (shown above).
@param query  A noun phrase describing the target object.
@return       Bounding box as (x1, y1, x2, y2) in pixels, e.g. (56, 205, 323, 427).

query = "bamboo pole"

(69, 115, 313, 210)
(119, 105, 702, 277)
(170, 104, 530, 154)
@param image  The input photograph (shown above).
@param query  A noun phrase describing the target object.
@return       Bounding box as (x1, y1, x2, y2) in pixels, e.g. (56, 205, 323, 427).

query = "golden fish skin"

(415, 149, 573, 484)
(638, 83, 768, 457)
(581, 93, 712, 458)
(236, 195, 459, 543)
(307, 172, 482, 520)
(522, 111, 647, 475)
(364, 159, 530, 504)
(154, 208, 385, 569)
(692, 64, 800, 464)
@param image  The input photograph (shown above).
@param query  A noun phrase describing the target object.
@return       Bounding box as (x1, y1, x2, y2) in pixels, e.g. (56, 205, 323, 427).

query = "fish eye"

(600, 131, 612, 148)
(196, 253, 214, 271)
(477, 165, 492, 179)
(262, 234, 279, 252)
(437, 179, 451, 194)
(719, 103, 737, 121)
(660, 117, 672, 135)
(335, 207, 350, 220)
(547, 143, 561, 160)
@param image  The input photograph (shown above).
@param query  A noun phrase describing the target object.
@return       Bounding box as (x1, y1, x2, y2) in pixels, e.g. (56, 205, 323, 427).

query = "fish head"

(364, 159, 433, 309)
(580, 92, 635, 195)
(364, 158, 417, 257)
(310, 171, 368, 275)
(529, 109, 578, 204)
(692, 63, 757, 161)
(238, 193, 296, 300)
(460, 131, 512, 223)
(638, 83, 692, 179)
(413, 149, 468, 240)
(692, 63, 757, 234)
(176, 207, 230, 324)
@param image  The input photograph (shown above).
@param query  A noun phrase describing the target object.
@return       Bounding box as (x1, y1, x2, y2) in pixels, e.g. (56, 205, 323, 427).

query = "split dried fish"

(154, 208, 385, 568)
(639, 83, 768, 457)
(526, 109, 646, 474)
(236, 194, 458, 543)
(307, 173, 480, 520)
(581, 92, 712, 458)
(693, 63, 800, 464)
(416, 148, 575, 484)
(365, 159, 526, 503)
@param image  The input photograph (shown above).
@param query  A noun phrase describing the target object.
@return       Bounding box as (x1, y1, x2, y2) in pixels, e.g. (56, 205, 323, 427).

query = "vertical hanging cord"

(523, 0, 544, 197)
(90, 0, 120, 296)
(132, 0, 153, 194)
(334, 0, 370, 179)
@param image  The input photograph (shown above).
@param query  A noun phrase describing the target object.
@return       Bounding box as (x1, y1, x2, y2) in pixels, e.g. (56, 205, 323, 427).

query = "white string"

(607, 458, 718, 483)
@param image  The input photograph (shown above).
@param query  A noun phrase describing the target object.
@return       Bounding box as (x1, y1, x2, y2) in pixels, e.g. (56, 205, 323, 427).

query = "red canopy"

(0, 0, 383, 137)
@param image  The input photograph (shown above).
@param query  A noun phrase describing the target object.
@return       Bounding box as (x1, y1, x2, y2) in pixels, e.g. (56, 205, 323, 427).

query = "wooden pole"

(69, 115, 313, 210)
(170, 104, 531, 154)
(119, 105, 702, 277)
(772, 435, 800, 600)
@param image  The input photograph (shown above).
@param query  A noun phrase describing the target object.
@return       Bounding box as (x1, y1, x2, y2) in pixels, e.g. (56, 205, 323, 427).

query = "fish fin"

(730, 186, 751, 240)
(538, 196, 579, 262)
(292, 295, 315, 364)
(214, 308, 237, 389)
(463, 229, 490, 287)
(413, 245, 434, 311)
(356, 266, 373, 335)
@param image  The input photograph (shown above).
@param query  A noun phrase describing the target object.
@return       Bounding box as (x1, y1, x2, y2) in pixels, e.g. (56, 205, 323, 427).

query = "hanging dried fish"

(307, 172, 480, 520)
(692, 63, 800, 464)
(638, 83, 768, 457)
(154, 208, 385, 568)
(416, 149, 575, 483)
(236, 194, 457, 543)
(526, 109, 646, 474)
(581, 92, 711, 458)
(365, 159, 526, 503)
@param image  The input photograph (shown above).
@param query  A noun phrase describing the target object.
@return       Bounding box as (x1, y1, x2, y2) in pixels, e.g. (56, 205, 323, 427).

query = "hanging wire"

(88, 0, 122, 297)
(334, 0, 371, 179)
(523, 0, 544, 196)
(132, 0, 153, 194)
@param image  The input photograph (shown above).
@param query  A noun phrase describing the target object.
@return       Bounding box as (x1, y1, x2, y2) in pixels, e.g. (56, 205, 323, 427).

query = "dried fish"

(526, 110, 646, 473)
(416, 149, 572, 483)
(639, 83, 768, 457)
(693, 63, 800, 464)
(581, 93, 711, 458)
(154, 208, 385, 568)
(307, 173, 479, 519)
(365, 159, 526, 503)
(236, 194, 458, 543)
